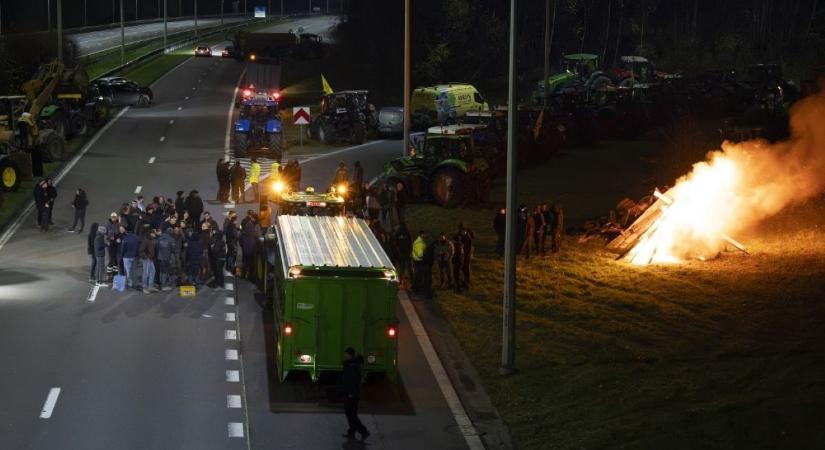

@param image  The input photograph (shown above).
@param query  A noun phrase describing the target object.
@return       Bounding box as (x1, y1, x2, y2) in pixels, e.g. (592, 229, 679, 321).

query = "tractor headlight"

(337, 184, 348, 195)
(272, 180, 285, 194)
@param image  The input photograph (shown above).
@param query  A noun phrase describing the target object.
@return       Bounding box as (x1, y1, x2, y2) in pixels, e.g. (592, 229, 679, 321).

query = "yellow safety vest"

(271, 162, 281, 175)
(411, 236, 426, 262)
(249, 162, 261, 183)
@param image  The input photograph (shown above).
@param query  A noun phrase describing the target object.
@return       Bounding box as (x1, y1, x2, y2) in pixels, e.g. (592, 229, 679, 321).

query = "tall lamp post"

(163, 0, 168, 48)
(120, 0, 125, 64)
(56, 0, 63, 62)
(402, 0, 411, 157)
(500, 0, 518, 376)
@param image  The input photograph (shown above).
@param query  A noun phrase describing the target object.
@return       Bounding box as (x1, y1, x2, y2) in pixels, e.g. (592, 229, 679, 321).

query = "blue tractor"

(233, 93, 285, 160)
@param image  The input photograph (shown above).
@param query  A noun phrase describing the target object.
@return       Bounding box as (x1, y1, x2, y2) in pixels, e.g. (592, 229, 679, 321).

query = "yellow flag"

(321, 74, 334, 95)
(532, 109, 544, 140)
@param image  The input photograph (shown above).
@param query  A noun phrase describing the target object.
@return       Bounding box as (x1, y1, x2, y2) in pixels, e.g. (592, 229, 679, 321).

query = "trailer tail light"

(284, 323, 293, 335)
(242, 89, 252, 97)
(272, 91, 281, 100)
(387, 325, 397, 338)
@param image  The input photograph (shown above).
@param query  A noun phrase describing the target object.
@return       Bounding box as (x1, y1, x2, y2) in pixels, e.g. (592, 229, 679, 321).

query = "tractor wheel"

(69, 114, 89, 137)
(41, 131, 68, 162)
(351, 122, 366, 145)
(234, 133, 248, 158)
(430, 167, 467, 208)
(136, 95, 151, 108)
(268, 133, 284, 161)
(0, 158, 21, 192)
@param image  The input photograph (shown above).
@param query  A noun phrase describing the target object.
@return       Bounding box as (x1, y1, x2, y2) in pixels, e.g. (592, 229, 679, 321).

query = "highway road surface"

(70, 16, 250, 56)
(0, 16, 474, 450)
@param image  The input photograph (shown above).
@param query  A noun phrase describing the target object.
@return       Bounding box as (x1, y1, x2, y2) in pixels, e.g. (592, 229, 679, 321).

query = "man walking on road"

(45, 178, 57, 226)
(157, 228, 178, 291)
(119, 226, 140, 289)
(216, 158, 231, 203)
(249, 157, 261, 203)
(33, 180, 51, 232)
(94, 225, 108, 285)
(342, 347, 370, 441)
(68, 188, 89, 233)
(230, 161, 246, 204)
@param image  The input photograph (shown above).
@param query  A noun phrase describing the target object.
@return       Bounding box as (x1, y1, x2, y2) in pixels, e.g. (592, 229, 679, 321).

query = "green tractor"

(533, 53, 613, 102)
(380, 124, 497, 208)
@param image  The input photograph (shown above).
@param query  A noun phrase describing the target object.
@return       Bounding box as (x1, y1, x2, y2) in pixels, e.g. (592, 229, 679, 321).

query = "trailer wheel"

(0, 158, 21, 192)
(70, 114, 89, 137)
(430, 167, 467, 208)
(234, 133, 248, 158)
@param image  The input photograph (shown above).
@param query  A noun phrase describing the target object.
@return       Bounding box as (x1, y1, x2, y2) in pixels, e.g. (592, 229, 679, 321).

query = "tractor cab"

(562, 53, 599, 77)
(312, 90, 374, 145)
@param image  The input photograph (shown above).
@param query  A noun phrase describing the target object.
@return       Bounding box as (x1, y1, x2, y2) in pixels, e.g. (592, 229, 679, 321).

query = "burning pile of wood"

(579, 194, 657, 242)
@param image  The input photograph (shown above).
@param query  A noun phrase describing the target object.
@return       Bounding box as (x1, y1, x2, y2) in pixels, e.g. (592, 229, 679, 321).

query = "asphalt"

(71, 17, 250, 56)
(0, 16, 469, 450)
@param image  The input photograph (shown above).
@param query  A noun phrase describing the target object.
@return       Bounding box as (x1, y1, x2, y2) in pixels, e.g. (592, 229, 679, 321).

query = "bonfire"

(609, 90, 825, 265)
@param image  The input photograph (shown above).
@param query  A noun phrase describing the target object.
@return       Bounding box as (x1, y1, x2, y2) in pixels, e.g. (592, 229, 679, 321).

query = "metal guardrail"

(90, 17, 274, 81)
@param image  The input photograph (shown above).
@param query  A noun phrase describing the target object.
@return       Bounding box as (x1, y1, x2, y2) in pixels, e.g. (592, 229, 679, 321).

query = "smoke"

(629, 90, 825, 263)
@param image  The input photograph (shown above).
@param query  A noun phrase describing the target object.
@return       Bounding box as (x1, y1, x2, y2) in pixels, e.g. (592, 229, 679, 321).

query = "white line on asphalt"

(225, 312, 236, 322)
(225, 283, 234, 290)
(224, 330, 237, 340)
(169, 119, 175, 125)
(148, 156, 156, 164)
(399, 292, 485, 449)
(228, 422, 244, 438)
(225, 297, 235, 306)
(159, 136, 165, 142)
(87, 284, 100, 303)
(177, 106, 182, 111)
(225, 349, 239, 360)
(134, 186, 142, 194)
(185, 96, 189, 100)
(223, 204, 234, 208)
(227, 395, 242, 408)
(191, 87, 196, 90)
(224, 68, 247, 158)
(0, 107, 129, 253)
(39, 388, 61, 419)
(226, 370, 240, 382)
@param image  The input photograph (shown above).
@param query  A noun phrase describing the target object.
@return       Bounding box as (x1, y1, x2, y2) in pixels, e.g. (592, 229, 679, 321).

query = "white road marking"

(399, 292, 485, 449)
(224, 204, 234, 208)
(225, 297, 235, 306)
(0, 107, 129, 253)
(39, 388, 61, 419)
(169, 119, 175, 125)
(159, 136, 165, 142)
(226, 370, 240, 382)
(228, 422, 244, 438)
(224, 68, 247, 158)
(201, 314, 214, 318)
(148, 156, 156, 164)
(225, 312, 236, 322)
(177, 106, 182, 111)
(185, 96, 189, 100)
(225, 283, 234, 290)
(226, 395, 242, 408)
(191, 87, 196, 90)
(86, 284, 100, 303)
(134, 185, 142, 194)
(225, 349, 238, 360)
(224, 330, 237, 340)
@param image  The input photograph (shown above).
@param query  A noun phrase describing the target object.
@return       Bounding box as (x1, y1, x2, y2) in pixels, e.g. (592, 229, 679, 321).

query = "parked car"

(377, 106, 404, 138)
(194, 45, 212, 57)
(92, 77, 153, 107)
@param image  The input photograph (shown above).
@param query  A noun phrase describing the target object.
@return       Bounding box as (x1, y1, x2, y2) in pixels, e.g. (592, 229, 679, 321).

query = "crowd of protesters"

(493, 203, 565, 258)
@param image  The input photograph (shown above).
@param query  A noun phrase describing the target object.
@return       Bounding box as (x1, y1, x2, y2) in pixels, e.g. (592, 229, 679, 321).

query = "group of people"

(215, 157, 302, 204)
(493, 203, 564, 258)
(86, 189, 267, 293)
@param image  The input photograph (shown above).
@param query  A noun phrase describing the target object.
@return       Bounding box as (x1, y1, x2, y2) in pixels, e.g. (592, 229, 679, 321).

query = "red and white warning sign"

(292, 106, 311, 125)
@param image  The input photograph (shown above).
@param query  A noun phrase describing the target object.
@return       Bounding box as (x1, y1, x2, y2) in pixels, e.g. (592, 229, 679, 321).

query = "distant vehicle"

(194, 45, 212, 57)
(309, 90, 375, 145)
(233, 93, 284, 159)
(532, 53, 613, 102)
(261, 215, 399, 383)
(231, 31, 323, 61)
(410, 83, 489, 130)
(92, 77, 153, 107)
(236, 62, 280, 107)
(377, 106, 403, 138)
(612, 56, 680, 87)
(221, 46, 235, 58)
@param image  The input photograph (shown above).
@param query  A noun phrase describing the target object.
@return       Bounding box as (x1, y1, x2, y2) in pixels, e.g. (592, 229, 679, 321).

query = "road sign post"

(293, 106, 311, 148)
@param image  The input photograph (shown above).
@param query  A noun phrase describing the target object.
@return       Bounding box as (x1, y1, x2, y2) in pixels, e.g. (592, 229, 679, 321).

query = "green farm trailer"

(265, 215, 399, 382)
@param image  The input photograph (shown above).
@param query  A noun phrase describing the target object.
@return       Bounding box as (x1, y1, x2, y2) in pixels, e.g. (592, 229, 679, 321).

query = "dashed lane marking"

(148, 157, 156, 164)
(39, 388, 61, 419)
(224, 330, 237, 340)
(226, 370, 240, 382)
(134, 186, 142, 194)
(177, 106, 182, 111)
(159, 136, 165, 142)
(225, 297, 235, 306)
(225, 349, 238, 360)
(227, 395, 242, 408)
(185, 96, 189, 100)
(228, 422, 244, 438)
(225, 313, 236, 322)
(225, 283, 234, 290)
(169, 119, 175, 125)
(86, 284, 100, 303)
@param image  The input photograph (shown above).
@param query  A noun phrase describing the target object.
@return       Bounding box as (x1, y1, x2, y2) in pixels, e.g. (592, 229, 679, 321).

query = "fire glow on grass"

(626, 89, 825, 265)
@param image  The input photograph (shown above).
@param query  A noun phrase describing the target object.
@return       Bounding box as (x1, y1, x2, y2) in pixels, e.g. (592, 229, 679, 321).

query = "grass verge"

(404, 139, 825, 449)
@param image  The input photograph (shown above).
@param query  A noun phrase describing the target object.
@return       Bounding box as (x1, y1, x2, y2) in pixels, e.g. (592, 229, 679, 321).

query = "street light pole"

(194, 0, 198, 39)
(500, 0, 518, 376)
(84, 0, 87, 26)
(120, 0, 125, 64)
(135, 0, 138, 20)
(163, 0, 168, 48)
(402, 0, 410, 157)
(281, 0, 284, 17)
(220, 0, 224, 27)
(543, 0, 550, 107)
(47, 0, 51, 32)
(56, 0, 63, 62)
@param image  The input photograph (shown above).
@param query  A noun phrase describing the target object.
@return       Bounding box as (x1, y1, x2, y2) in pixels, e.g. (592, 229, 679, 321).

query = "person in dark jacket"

(395, 182, 408, 227)
(394, 225, 412, 287)
(185, 230, 204, 285)
(184, 190, 204, 227)
(209, 229, 228, 288)
(87, 222, 100, 282)
(451, 234, 465, 293)
(493, 208, 506, 256)
(68, 188, 89, 233)
(224, 212, 239, 276)
(341, 347, 370, 440)
(33, 180, 51, 231)
(550, 203, 564, 253)
(157, 228, 179, 291)
(119, 227, 141, 289)
(105, 212, 121, 272)
(174, 191, 186, 216)
(230, 161, 246, 204)
(533, 205, 546, 256)
(94, 225, 108, 285)
(239, 216, 259, 282)
(216, 158, 231, 203)
(45, 178, 57, 225)
(457, 222, 475, 286)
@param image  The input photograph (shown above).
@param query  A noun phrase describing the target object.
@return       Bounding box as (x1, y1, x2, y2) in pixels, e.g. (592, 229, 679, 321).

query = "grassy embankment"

(404, 137, 825, 449)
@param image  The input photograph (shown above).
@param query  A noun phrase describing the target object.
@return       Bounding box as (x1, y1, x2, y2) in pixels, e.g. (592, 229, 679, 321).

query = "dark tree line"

(336, 0, 825, 103)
